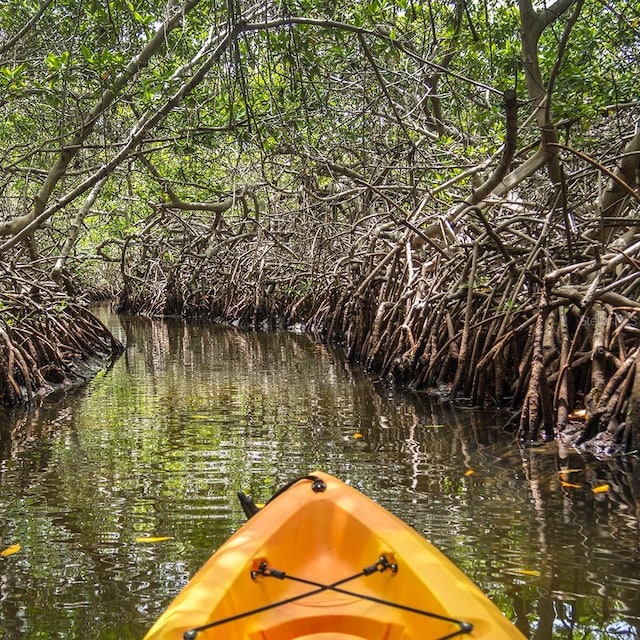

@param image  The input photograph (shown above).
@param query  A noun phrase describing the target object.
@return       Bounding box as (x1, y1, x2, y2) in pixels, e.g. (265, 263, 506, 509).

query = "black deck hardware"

(236, 474, 328, 520)
(182, 555, 473, 639)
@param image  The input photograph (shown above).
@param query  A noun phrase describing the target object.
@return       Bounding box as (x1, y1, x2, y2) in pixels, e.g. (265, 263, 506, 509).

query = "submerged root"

(112, 217, 640, 452)
(0, 262, 124, 406)
(107, 112, 640, 452)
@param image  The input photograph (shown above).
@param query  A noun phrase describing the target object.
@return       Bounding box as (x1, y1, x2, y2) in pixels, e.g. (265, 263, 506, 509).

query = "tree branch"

(0, 0, 55, 56)
(0, 0, 201, 242)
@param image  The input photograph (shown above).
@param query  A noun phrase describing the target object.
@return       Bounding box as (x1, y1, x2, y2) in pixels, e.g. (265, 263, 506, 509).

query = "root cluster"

(0, 262, 124, 406)
(113, 109, 640, 452)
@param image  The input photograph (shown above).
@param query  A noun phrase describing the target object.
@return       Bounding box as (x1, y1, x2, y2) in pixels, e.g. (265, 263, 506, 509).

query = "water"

(0, 308, 638, 639)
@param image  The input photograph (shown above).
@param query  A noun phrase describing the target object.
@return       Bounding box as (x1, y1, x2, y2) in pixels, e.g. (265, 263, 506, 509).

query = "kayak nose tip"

(311, 478, 327, 492)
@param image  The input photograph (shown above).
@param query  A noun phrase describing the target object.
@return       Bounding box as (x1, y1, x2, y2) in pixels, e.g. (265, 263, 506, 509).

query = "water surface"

(0, 309, 638, 638)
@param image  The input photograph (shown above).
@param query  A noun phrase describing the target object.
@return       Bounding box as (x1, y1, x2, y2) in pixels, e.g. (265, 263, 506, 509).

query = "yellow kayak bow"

(144, 471, 526, 640)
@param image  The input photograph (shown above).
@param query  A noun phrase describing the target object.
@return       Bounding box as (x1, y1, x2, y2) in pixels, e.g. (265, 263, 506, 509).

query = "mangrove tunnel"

(1, 0, 640, 457)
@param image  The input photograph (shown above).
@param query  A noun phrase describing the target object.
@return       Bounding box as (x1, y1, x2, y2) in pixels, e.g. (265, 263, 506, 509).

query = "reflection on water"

(0, 307, 638, 639)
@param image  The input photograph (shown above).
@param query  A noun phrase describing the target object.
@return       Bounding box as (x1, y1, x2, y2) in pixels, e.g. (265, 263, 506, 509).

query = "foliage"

(1, 0, 640, 446)
(0, 0, 636, 268)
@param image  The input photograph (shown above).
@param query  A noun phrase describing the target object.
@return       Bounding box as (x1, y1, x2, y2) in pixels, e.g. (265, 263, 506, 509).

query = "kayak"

(143, 471, 525, 640)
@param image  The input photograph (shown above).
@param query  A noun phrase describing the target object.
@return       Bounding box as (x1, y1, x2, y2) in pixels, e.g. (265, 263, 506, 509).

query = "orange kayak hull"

(144, 472, 525, 639)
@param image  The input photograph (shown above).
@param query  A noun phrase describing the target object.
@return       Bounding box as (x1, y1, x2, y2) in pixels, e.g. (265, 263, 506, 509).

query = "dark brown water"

(0, 308, 639, 639)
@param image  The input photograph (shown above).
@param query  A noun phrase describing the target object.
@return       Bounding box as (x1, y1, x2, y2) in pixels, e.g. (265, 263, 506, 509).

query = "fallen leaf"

(463, 469, 475, 477)
(135, 536, 174, 544)
(510, 568, 541, 577)
(0, 544, 21, 557)
(558, 469, 582, 475)
(353, 433, 363, 439)
(561, 481, 581, 489)
(592, 484, 610, 494)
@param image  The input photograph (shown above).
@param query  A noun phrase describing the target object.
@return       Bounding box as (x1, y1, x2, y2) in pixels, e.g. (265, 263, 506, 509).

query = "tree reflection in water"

(0, 309, 638, 639)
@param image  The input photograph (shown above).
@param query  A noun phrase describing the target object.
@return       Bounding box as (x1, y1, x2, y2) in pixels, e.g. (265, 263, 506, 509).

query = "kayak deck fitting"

(143, 472, 526, 640)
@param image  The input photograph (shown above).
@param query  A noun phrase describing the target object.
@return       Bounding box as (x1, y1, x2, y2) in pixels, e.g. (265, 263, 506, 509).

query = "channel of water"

(0, 307, 638, 638)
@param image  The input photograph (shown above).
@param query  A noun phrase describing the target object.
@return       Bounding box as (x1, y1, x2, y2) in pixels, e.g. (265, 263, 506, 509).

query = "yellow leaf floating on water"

(592, 484, 610, 494)
(510, 568, 541, 577)
(0, 544, 21, 557)
(135, 536, 174, 544)
(561, 481, 581, 489)
(463, 469, 475, 477)
(353, 433, 363, 439)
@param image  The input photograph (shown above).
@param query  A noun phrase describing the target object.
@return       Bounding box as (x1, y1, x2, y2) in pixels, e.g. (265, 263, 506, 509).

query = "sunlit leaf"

(254, 503, 265, 509)
(463, 469, 475, 476)
(561, 481, 581, 488)
(353, 433, 363, 439)
(509, 568, 541, 577)
(558, 469, 582, 475)
(592, 484, 610, 493)
(0, 544, 21, 557)
(568, 409, 587, 420)
(135, 536, 174, 544)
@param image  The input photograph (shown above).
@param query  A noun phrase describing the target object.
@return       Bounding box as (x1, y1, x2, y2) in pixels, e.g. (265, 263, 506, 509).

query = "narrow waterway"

(0, 308, 638, 639)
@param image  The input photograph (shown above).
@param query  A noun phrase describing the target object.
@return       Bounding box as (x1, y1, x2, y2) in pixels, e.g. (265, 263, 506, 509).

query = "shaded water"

(1, 308, 639, 639)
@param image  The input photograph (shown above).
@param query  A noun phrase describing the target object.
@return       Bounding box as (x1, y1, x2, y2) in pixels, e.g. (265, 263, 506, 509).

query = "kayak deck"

(144, 472, 525, 640)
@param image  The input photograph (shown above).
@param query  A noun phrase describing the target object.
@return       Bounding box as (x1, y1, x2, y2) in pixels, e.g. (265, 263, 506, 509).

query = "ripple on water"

(1, 312, 638, 640)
